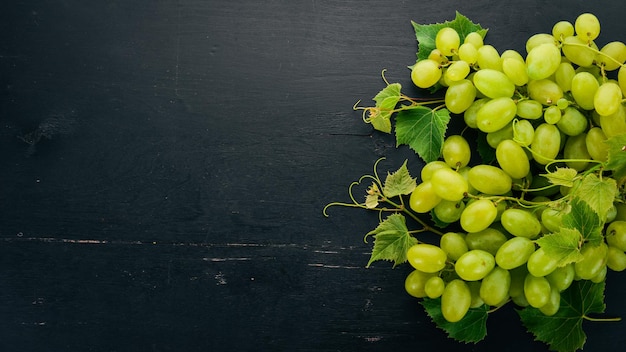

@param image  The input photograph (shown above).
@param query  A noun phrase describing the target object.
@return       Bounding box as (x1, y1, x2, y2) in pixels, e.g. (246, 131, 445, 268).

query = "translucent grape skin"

(472, 69, 515, 98)
(500, 208, 541, 239)
(479, 266, 511, 306)
(465, 228, 508, 256)
(434, 200, 465, 224)
(445, 79, 477, 114)
(495, 237, 535, 270)
(574, 242, 608, 280)
(440, 232, 468, 261)
(441, 279, 471, 322)
(524, 274, 551, 308)
(436, 27, 460, 56)
(460, 199, 498, 233)
(411, 59, 442, 88)
(409, 181, 441, 213)
(407, 243, 448, 273)
(531, 123, 561, 165)
(405, 269, 436, 298)
(496, 139, 530, 178)
(442, 135, 471, 168)
(575, 13, 601, 41)
(476, 97, 517, 133)
(468, 165, 512, 195)
(454, 249, 496, 281)
(594, 82, 623, 116)
(430, 168, 469, 202)
(425, 276, 446, 298)
(526, 43, 561, 80)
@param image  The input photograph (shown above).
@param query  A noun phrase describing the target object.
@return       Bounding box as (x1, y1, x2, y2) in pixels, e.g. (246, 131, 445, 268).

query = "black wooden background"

(2, 0, 626, 351)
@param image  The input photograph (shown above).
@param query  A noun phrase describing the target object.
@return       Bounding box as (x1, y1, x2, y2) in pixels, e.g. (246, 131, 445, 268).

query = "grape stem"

(561, 41, 626, 69)
(583, 315, 622, 322)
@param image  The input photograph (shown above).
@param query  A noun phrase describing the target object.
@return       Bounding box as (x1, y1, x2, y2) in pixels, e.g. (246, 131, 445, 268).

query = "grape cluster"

(404, 13, 626, 323)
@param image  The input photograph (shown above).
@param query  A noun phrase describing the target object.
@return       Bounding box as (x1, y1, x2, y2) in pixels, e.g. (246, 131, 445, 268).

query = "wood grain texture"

(2, 0, 626, 351)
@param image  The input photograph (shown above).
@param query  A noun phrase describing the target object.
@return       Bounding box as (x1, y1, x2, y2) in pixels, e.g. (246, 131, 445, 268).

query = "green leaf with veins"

(395, 106, 451, 163)
(368, 83, 402, 133)
(518, 280, 607, 352)
(562, 198, 603, 246)
(536, 228, 583, 267)
(542, 167, 578, 188)
(382, 160, 417, 198)
(365, 214, 417, 268)
(605, 133, 626, 180)
(571, 174, 617, 222)
(421, 298, 488, 343)
(412, 11, 488, 62)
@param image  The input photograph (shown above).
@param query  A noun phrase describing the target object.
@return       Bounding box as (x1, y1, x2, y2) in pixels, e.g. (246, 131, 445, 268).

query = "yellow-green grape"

(486, 123, 514, 149)
(619, 65, 626, 96)
(454, 249, 496, 281)
(555, 62, 576, 92)
(480, 266, 511, 306)
(424, 276, 446, 299)
(501, 209, 541, 239)
(473, 69, 515, 98)
(524, 274, 551, 308)
(457, 166, 477, 195)
(516, 99, 543, 120)
(547, 263, 575, 292)
(501, 49, 525, 62)
(552, 20, 575, 40)
(586, 127, 609, 162)
(407, 243, 448, 273)
(421, 161, 450, 182)
(607, 246, 626, 272)
(463, 98, 488, 129)
(428, 49, 448, 64)
(405, 269, 436, 298)
(467, 281, 485, 308)
(496, 139, 530, 178)
(544, 105, 562, 124)
(445, 60, 470, 81)
(527, 79, 563, 105)
(606, 204, 618, 223)
(527, 247, 558, 277)
(525, 33, 556, 53)
(445, 79, 476, 114)
(539, 286, 561, 316)
(476, 45, 501, 71)
(526, 43, 561, 80)
(606, 221, 626, 251)
(430, 168, 469, 202)
(460, 199, 498, 233)
(599, 105, 626, 138)
(574, 242, 608, 280)
(464, 32, 484, 48)
(556, 98, 569, 110)
(440, 232, 468, 261)
(541, 208, 564, 233)
(531, 123, 561, 165)
(441, 279, 471, 322)
(436, 27, 461, 56)
(513, 119, 535, 147)
(557, 107, 588, 136)
(476, 97, 517, 133)
(443, 135, 471, 168)
(464, 227, 508, 256)
(563, 133, 591, 170)
(562, 35, 596, 67)
(468, 165, 512, 195)
(591, 265, 607, 283)
(409, 181, 441, 213)
(411, 59, 442, 88)
(495, 237, 536, 270)
(594, 82, 623, 116)
(502, 57, 529, 86)
(575, 13, 601, 41)
(434, 200, 465, 224)
(458, 43, 478, 64)
(597, 41, 626, 71)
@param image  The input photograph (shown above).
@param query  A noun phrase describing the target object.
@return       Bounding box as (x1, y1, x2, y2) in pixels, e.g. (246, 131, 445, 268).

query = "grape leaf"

(518, 280, 607, 352)
(571, 174, 617, 221)
(368, 83, 402, 133)
(382, 160, 417, 198)
(365, 194, 379, 209)
(412, 11, 488, 62)
(395, 106, 451, 163)
(536, 228, 583, 267)
(542, 167, 578, 188)
(420, 298, 488, 343)
(605, 133, 626, 180)
(365, 214, 417, 267)
(562, 197, 603, 246)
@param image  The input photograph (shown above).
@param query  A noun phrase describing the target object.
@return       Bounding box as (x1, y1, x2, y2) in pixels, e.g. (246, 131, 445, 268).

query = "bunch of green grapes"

(403, 13, 626, 323)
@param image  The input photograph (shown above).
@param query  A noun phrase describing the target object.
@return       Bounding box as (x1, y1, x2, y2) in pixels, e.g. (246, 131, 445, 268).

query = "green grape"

(594, 82, 623, 116)
(424, 276, 446, 298)
(405, 269, 436, 298)
(615, 203, 626, 222)
(527, 247, 558, 277)
(557, 107, 588, 136)
(562, 35, 596, 67)
(411, 59, 442, 88)
(434, 200, 465, 223)
(539, 286, 561, 316)
(457, 166, 477, 195)
(464, 32, 484, 48)
(524, 274, 551, 308)
(552, 20, 574, 40)
(486, 123, 514, 149)
(407, 243, 448, 273)
(606, 221, 626, 251)
(476, 97, 517, 133)
(513, 119, 535, 147)
(479, 266, 510, 306)
(563, 133, 591, 171)
(468, 165, 512, 195)
(445, 79, 477, 114)
(428, 49, 448, 64)
(527, 79, 563, 105)
(555, 62, 576, 92)
(541, 207, 564, 233)
(421, 161, 450, 182)
(619, 65, 626, 96)
(571, 72, 599, 110)
(463, 98, 488, 129)
(526, 43, 561, 80)
(467, 281, 485, 308)
(556, 98, 569, 110)
(454, 249, 496, 281)
(599, 105, 626, 138)
(443, 135, 471, 168)
(607, 245, 626, 272)
(476, 44, 501, 71)
(440, 232, 468, 261)
(516, 99, 543, 120)
(530, 123, 561, 165)
(495, 237, 536, 270)
(509, 265, 529, 299)
(591, 265, 607, 283)
(441, 279, 472, 323)
(501, 49, 525, 62)
(574, 242, 608, 280)
(502, 57, 529, 86)
(597, 41, 626, 71)
(436, 27, 460, 56)
(586, 127, 609, 162)
(544, 105, 562, 124)
(496, 139, 530, 179)
(546, 263, 575, 291)
(460, 199, 498, 233)
(575, 13, 601, 41)
(501, 208, 541, 239)
(473, 69, 515, 98)
(525, 33, 556, 53)
(430, 168, 469, 202)
(445, 60, 470, 81)
(409, 181, 442, 213)
(458, 43, 478, 64)
(464, 227, 508, 256)
(606, 204, 618, 223)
